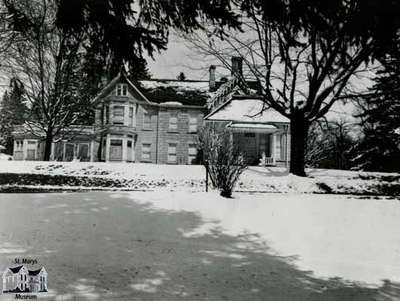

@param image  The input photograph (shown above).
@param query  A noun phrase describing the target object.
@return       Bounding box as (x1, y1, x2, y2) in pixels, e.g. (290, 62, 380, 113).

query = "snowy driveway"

(0, 192, 399, 300)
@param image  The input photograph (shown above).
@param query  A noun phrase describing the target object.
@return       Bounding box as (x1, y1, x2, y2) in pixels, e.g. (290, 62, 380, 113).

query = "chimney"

(209, 65, 216, 91)
(231, 56, 243, 77)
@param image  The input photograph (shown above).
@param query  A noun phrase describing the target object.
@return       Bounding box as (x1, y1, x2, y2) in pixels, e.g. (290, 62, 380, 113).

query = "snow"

(205, 98, 290, 123)
(140, 80, 210, 94)
(0, 161, 399, 194)
(0, 153, 12, 161)
(159, 101, 183, 106)
(122, 191, 400, 285)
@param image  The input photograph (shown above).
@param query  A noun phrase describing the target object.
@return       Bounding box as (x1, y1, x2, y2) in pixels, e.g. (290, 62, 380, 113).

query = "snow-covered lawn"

(0, 160, 399, 195)
(0, 153, 12, 161)
(0, 191, 399, 300)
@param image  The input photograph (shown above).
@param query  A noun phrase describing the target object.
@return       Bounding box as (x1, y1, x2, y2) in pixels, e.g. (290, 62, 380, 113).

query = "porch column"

(22, 139, 27, 160)
(105, 134, 110, 162)
(122, 136, 128, 162)
(274, 133, 281, 163)
(50, 142, 55, 161)
(90, 140, 95, 162)
(270, 134, 275, 165)
(287, 127, 291, 165)
(131, 137, 136, 162)
(62, 141, 66, 161)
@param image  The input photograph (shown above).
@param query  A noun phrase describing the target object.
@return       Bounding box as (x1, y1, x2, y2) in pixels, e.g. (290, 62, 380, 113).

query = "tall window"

(15, 140, 23, 150)
(113, 106, 124, 125)
(188, 116, 197, 133)
(142, 143, 151, 160)
(116, 83, 128, 96)
(105, 105, 110, 124)
(169, 115, 178, 131)
(188, 144, 197, 164)
(129, 107, 134, 127)
(168, 143, 177, 163)
(143, 113, 151, 130)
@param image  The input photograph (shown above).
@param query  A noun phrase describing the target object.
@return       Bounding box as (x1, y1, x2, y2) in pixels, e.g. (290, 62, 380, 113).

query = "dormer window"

(116, 83, 128, 96)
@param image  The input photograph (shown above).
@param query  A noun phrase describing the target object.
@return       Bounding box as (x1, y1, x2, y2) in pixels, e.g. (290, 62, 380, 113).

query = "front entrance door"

(110, 139, 123, 161)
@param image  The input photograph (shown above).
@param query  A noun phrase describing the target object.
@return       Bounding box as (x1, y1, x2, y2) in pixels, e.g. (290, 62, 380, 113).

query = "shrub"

(198, 125, 247, 197)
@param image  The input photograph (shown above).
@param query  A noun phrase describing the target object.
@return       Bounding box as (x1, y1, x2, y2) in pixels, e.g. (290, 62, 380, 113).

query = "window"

(15, 140, 23, 150)
(142, 143, 151, 160)
(168, 143, 177, 163)
(188, 144, 197, 164)
(143, 113, 151, 130)
(104, 105, 110, 124)
(188, 116, 198, 133)
(116, 83, 128, 96)
(245, 132, 256, 137)
(169, 115, 178, 131)
(127, 140, 132, 148)
(113, 106, 124, 125)
(129, 107, 134, 126)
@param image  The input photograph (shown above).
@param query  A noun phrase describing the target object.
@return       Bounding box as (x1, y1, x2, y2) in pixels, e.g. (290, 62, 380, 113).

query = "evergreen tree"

(0, 78, 27, 154)
(350, 41, 400, 172)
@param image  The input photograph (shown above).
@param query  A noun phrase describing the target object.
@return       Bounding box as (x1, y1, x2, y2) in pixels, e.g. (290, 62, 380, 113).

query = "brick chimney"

(231, 56, 243, 76)
(209, 65, 216, 91)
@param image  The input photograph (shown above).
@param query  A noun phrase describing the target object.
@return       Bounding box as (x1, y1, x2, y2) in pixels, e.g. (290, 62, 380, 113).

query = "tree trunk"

(43, 131, 53, 161)
(289, 110, 309, 177)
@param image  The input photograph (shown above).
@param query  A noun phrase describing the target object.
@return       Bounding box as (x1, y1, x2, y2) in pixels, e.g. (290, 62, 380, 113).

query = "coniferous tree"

(0, 78, 27, 154)
(350, 43, 400, 172)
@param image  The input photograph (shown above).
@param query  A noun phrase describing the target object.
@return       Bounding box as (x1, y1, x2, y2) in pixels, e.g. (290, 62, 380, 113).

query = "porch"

(228, 123, 290, 166)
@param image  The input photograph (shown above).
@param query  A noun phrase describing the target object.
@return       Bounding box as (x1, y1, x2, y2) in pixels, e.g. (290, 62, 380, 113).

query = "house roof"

(28, 268, 42, 276)
(205, 95, 290, 124)
(138, 79, 212, 106)
(91, 72, 153, 105)
(226, 123, 280, 133)
(9, 266, 23, 273)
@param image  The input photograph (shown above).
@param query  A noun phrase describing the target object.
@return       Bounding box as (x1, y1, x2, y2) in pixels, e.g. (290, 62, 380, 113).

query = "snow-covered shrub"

(198, 125, 247, 198)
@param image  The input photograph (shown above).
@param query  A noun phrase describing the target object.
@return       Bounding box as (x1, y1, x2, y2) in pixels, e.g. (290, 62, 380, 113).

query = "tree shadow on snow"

(0, 192, 398, 300)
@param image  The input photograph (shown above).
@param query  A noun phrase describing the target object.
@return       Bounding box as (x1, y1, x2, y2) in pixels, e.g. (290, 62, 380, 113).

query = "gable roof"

(205, 95, 290, 124)
(28, 268, 43, 276)
(9, 266, 23, 274)
(91, 72, 153, 105)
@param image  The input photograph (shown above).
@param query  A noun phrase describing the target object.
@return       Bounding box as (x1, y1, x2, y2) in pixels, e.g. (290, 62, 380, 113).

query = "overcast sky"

(145, 33, 230, 81)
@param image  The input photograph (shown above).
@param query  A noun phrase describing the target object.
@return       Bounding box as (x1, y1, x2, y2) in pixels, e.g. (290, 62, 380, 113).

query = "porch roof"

(205, 96, 290, 124)
(227, 123, 278, 133)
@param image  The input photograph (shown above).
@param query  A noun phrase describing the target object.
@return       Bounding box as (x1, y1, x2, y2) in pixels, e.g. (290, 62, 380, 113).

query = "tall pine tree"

(351, 40, 400, 172)
(0, 78, 27, 154)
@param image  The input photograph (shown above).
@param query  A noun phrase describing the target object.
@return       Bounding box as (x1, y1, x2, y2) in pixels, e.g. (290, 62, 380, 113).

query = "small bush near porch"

(199, 126, 247, 198)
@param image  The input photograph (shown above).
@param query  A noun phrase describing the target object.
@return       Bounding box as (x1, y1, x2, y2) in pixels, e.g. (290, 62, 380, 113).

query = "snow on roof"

(206, 97, 289, 124)
(227, 123, 278, 133)
(139, 79, 211, 106)
(160, 101, 183, 106)
(139, 79, 210, 93)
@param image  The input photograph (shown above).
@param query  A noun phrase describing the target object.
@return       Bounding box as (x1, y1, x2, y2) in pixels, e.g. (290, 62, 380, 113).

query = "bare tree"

(199, 125, 247, 198)
(306, 119, 354, 170)
(1, 0, 89, 160)
(183, 1, 397, 176)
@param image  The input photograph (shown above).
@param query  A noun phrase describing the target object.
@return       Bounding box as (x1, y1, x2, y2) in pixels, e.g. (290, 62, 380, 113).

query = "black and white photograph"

(0, 0, 399, 300)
